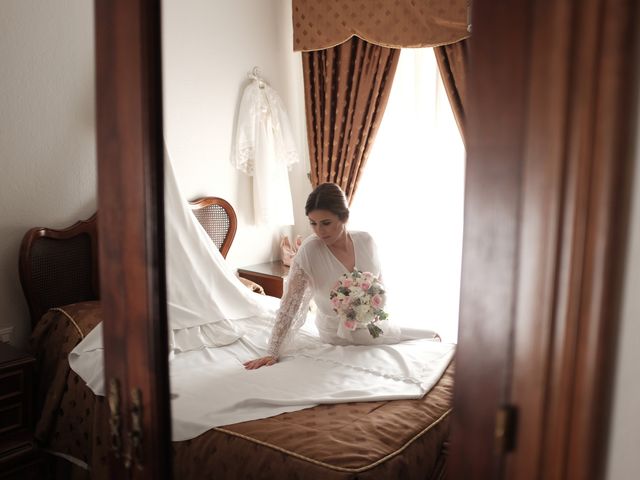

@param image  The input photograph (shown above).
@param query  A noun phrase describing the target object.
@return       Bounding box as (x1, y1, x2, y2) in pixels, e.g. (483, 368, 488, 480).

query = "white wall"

(0, 1, 97, 347)
(162, 0, 311, 270)
(0, 0, 310, 347)
(605, 91, 640, 478)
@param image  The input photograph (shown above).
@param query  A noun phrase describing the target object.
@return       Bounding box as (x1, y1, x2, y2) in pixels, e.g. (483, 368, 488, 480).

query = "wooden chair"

(188, 197, 237, 259)
(189, 197, 264, 294)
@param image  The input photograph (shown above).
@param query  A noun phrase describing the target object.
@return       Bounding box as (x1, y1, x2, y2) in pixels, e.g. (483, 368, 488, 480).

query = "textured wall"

(0, 0, 309, 347)
(162, 0, 311, 270)
(0, 0, 97, 347)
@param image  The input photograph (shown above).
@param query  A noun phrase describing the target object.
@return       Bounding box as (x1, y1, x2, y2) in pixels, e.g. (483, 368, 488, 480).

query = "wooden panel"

(451, 0, 638, 478)
(447, 1, 530, 478)
(0, 345, 34, 439)
(0, 440, 45, 480)
(0, 405, 22, 436)
(504, 2, 575, 478)
(505, 0, 638, 479)
(95, 0, 171, 478)
(0, 372, 22, 401)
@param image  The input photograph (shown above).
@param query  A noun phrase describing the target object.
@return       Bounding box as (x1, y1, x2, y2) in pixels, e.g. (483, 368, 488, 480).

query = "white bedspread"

(69, 313, 454, 441)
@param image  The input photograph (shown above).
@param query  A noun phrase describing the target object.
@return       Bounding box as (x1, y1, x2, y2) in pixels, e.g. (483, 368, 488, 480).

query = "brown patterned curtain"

(434, 39, 468, 145)
(293, 0, 469, 52)
(302, 37, 400, 203)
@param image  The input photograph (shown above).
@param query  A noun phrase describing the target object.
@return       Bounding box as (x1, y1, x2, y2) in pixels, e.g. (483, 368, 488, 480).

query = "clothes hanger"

(248, 66, 266, 89)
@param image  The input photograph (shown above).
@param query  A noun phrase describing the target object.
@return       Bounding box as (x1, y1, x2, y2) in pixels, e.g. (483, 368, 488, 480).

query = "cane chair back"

(188, 197, 237, 258)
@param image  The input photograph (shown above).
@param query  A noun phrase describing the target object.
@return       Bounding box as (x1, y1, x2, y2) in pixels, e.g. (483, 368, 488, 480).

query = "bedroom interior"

(0, 0, 638, 479)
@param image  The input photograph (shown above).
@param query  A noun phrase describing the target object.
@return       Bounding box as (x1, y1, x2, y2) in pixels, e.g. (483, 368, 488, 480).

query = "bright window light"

(349, 48, 465, 343)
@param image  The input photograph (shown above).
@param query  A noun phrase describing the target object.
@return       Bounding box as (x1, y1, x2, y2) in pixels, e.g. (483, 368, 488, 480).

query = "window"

(349, 48, 465, 343)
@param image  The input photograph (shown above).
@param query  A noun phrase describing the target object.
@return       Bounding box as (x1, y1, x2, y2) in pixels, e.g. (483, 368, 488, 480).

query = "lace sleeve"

(267, 262, 313, 358)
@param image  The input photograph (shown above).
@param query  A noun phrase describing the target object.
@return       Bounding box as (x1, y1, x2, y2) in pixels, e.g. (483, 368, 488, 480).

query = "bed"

(20, 214, 454, 480)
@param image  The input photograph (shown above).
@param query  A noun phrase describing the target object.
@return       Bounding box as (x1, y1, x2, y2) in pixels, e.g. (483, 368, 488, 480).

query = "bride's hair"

(305, 183, 349, 221)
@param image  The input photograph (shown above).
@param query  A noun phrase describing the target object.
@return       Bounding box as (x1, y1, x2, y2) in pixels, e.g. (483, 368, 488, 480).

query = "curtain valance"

(293, 0, 470, 52)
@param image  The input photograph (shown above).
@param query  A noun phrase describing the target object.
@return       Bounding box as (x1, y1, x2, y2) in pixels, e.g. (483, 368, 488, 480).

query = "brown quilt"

(30, 302, 453, 479)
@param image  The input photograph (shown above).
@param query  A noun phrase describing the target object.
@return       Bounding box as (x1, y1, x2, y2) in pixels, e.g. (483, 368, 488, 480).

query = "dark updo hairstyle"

(305, 183, 350, 221)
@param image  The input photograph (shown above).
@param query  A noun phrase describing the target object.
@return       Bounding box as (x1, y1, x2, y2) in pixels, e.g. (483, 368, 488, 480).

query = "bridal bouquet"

(329, 270, 388, 338)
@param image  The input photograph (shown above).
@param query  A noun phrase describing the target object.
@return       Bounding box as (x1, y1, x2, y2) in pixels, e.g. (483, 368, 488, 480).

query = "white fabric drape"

(164, 150, 277, 351)
(70, 314, 454, 441)
(232, 80, 299, 225)
(68, 149, 455, 441)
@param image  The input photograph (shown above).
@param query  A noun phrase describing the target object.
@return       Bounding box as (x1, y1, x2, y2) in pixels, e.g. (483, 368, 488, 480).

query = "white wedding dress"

(268, 232, 437, 357)
(68, 150, 452, 441)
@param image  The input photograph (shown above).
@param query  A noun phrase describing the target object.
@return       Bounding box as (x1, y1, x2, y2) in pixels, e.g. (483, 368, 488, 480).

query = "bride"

(244, 183, 438, 370)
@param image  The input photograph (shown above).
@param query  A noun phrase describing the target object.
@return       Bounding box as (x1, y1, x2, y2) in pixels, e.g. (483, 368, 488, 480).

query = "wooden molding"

(448, 0, 531, 477)
(95, 0, 172, 477)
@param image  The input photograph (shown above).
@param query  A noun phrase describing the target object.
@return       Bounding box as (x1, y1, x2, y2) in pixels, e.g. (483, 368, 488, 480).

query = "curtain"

(434, 39, 468, 144)
(302, 36, 400, 202)
(349, 49, 465, 342)
(292, 0, 469, 52)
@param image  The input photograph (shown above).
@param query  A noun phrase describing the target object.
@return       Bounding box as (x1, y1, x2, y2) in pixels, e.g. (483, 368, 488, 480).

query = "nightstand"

(238, 261, 290, 298)
(0, 343, 44, 479)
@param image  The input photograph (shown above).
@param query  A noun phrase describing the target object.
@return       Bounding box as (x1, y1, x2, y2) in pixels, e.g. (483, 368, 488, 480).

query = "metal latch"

(495, 405, 518, 453)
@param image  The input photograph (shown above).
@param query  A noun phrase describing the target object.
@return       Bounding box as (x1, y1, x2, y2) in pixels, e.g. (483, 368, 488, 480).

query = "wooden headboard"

(19, 197, 244, 329)
(19, 214, 99, 329)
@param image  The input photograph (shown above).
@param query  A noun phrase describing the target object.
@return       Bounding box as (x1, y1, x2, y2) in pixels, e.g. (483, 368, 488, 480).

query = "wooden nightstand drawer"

(0, 344, 41, 480)
(0, 439, 45, 480)
(0, 344, 35, 438)
(0, 404, 24, 435)
(0, 370, 24, 400)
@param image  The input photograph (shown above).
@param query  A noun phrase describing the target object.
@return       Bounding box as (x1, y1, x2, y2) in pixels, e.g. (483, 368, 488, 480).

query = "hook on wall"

(248, 66, 266, 89)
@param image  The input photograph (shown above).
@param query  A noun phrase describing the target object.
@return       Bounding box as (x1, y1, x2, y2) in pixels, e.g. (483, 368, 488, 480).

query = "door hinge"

(495, 405, 518, 453)
(108, 378, 122, 458)
(124, 387, 144, 470)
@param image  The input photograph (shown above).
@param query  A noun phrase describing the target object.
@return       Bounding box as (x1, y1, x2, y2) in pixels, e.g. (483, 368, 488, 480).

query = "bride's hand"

(243, 355, 278, 370)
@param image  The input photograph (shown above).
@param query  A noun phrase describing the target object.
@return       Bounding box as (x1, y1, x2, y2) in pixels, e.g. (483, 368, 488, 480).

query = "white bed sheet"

(69, 312, 454, 441)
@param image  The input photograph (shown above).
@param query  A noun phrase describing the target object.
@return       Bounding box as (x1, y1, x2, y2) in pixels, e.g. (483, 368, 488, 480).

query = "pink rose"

(344, 319, 356, 330)
(361, 282, 371, 291)
(342, 279, 352, 288)
(371, 294, 382, 308)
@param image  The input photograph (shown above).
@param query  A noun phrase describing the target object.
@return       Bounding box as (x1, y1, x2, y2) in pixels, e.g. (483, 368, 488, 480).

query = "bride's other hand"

(243, 355, 278, 370)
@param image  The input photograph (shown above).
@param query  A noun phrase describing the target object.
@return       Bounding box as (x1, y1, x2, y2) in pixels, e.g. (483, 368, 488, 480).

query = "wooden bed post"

(95, 0, 172, 478)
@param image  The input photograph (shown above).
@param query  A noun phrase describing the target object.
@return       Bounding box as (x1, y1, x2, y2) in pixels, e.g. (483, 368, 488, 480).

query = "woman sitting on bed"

(245, 183, 437, 370)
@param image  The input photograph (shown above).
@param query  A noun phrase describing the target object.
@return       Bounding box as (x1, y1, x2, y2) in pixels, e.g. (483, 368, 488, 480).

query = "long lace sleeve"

(267, 262, 313, 358)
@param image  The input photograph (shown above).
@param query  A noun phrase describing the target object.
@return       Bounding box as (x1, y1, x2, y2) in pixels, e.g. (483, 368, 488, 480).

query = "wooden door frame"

(450, 0, 638, 479)
(94, 0, 637, 479)
(95, 0, 172, 478)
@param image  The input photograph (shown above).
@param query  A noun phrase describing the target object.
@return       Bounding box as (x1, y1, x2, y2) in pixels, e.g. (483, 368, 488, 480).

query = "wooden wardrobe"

(95, 0, 639, 479)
